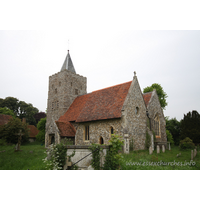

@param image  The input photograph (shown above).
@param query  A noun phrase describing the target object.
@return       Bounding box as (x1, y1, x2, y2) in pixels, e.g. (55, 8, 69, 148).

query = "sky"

(1, 30, 200, 121)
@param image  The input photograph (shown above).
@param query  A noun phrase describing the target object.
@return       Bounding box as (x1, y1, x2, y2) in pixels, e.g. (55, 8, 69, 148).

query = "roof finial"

(134, 71, 136, 77)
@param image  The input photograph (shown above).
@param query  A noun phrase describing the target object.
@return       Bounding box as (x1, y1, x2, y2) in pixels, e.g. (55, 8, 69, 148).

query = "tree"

(143, 83, 168, 110)
(0, 107, 16, 117)
(180, 110, 200, 144)
(0, 97, 39, 126)
(18, 101, 39, 126)
(165, 117, 181, 145)
(2, 97, 19, 115)
(0, 117, 29, 144)
(36, 117, 46, 144)
(34, 112, 46, 124)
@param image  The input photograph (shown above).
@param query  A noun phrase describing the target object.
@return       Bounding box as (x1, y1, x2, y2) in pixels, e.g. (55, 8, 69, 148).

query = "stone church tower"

(45, 50, 87, 147)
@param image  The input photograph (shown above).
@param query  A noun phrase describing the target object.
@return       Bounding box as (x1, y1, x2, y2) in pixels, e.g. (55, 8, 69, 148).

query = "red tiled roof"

(143, 92, 152, 107)
(56, 121, 76, 137)
(0, 114, 12, 126)
(28, 125, 39, 138)
(56, 81, 132, 136)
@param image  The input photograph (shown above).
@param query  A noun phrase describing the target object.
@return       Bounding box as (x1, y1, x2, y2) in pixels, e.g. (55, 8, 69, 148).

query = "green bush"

(145, 131, 151, 149)
(103, 134, 124, 170)
(179, 137, 195, 150)
(36, 130, 45, 144)
(43, 142, 68, 170)
(166, 130, 174, 145)
(89, 143, 103, 170)
(36, 117, 46, 144)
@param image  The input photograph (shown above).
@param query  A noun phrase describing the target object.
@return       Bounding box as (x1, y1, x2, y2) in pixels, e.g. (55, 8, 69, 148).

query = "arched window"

(154, 114, 161, 137)
(99, 136, 104, 144)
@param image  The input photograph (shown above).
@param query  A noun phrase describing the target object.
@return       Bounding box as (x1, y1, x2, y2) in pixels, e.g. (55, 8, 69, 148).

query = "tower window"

(71, 82, 72, 86)
(52, 102, 54, 110)
(85, 125, 89, 141)
(59, 82, 61, 86)
(57, 101, 59, 108)
(75, 89, 78, 95)
(55, 88, 57, 94)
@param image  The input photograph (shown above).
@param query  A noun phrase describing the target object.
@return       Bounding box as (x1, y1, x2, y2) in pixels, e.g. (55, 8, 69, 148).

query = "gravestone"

(162, 145, 165, 153)
(168, 142, 171, 150)
(149, 146, 153, 155)
(151, 135, 154, 150)
(194, 149, 197, 158)
(191, 150, 194, 160)
(157, 145, 160, 153)
(124, 134, 129, 154)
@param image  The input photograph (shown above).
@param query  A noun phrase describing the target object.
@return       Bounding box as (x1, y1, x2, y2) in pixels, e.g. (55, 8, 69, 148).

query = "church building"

(45, 51, 167, 150)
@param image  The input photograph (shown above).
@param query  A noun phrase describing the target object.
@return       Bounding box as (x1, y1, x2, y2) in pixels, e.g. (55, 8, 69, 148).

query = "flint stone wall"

(75, 118, 122, 145)
(121, 76, 147, 150)
(146, 90, 167, 143)
(45, 69, 87, 147)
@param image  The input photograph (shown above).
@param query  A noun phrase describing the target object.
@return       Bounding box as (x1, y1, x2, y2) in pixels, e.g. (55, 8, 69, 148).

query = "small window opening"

(135, 107, 139, 115)
(85, 126, 89, 140)
(99, 136, 104, 144)
(75, 89, 78, 95)
(111, 127, 114, 135)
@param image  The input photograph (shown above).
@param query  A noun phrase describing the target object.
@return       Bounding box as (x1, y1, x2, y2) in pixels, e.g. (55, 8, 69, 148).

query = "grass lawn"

(0, 142, 199, 170)
(120, 145, 200, 170)
(0, 141, 46, 170)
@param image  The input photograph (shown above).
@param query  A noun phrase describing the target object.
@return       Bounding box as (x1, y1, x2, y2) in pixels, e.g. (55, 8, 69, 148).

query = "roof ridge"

(92, 81, 132, 93)
(143, 91, 153, 95)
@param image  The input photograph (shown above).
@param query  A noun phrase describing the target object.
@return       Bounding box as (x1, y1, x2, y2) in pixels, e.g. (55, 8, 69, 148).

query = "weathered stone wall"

(75, 118, 122, 145)
(121, 75, 147, 150)
(45, 69, 87, 147)
(147, 90, 167, 143)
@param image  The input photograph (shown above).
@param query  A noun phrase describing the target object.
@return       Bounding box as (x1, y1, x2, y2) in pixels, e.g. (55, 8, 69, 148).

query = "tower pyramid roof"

(60, 50, 76, 73)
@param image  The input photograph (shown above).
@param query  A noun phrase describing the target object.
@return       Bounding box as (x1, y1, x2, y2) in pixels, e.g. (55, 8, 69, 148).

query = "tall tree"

(180, 110, 200, 144)
(0, 97, 39, 126)
(34, 112, 46, 124)
(2, 97, 19, 115)
(143, 83, 168, 110)
(18, 101, 39, 126)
